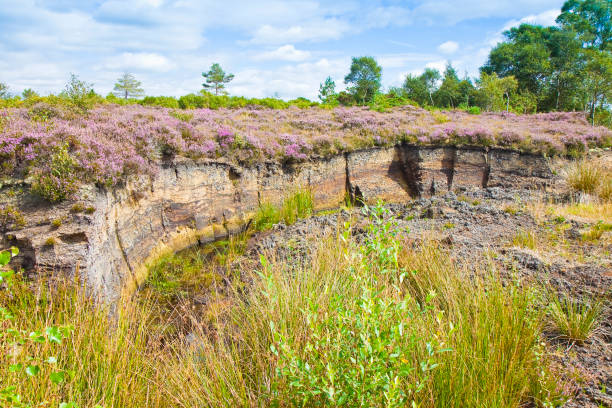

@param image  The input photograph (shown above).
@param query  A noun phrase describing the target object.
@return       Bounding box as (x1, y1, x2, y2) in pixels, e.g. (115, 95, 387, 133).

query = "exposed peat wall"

(1, 144, 557, 301)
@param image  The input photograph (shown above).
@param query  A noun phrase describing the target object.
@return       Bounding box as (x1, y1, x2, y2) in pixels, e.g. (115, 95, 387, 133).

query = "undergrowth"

(0, 203, 568, 407)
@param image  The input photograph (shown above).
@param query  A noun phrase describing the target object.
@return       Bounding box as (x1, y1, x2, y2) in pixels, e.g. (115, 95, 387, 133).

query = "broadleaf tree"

(113, 73, 144, 99)
(202, 63, 234, 96)
(344, 56, 382, 105)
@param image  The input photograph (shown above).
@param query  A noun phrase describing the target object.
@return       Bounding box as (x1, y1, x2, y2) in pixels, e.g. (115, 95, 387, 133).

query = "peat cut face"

(0, 145, 558, 302)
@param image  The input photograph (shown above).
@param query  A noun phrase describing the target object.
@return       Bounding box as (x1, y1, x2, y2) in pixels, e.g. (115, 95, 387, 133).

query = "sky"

(0, 0, 564, 100)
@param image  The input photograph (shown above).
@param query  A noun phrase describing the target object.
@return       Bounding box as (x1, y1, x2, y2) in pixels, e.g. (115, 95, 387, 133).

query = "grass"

(0, 205, 568, 407)
(546, 293, 605, 344)
(581, 221, 612, 242)
(254, 187, 314, 231)
(566, 160, 603, 194)
(512, 229, 538, 250)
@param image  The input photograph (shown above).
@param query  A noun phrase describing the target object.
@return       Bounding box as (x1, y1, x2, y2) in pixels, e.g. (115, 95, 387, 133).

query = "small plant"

(51, 218, 62, 228)
(581, 221, 612, 242)
(279, 188, 314, 225)
(443, 222, 455, 230)
(512, 229, 537, 249)
(467, 106, 481, 115)
(0, 205, 25, 232)
(70, 203, 85, 213)
(598, 178, 612, 202)
(85, 206, 96, 214)
(504, 205, 519, 215)
(432, 111, 449, 123)
(547, 293, 604, 344)
(567, 161, 602, 194)
(45, 237, 57, 246)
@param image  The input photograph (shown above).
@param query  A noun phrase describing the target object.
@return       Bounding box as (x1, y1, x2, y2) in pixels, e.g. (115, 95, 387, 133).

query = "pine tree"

(113, 73, 144, 99)
(202, 63, 234, 96)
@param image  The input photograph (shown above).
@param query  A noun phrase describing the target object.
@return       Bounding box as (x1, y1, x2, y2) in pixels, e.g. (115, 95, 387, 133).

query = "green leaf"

(46, 356, 57, 364)
(10, 247, 19, 256)
(0, 251, 10, 266)
(29, 331, 45, 343)
(50, 371, 65, 384)
(9, 363, 22, 372)
(25, 365, 40, 376)
(46, 326, 63, 344)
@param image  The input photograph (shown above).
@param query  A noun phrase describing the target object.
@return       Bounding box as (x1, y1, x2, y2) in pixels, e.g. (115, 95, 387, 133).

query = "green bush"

(140, 96, 180, 109)
(467, 106, 481, 115)
(31, 143, 80, 202)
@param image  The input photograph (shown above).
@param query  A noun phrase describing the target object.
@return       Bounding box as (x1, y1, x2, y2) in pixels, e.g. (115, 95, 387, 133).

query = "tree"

(402, 74, 428, 105)
(557, 0, 612, 50)
(0, 82, 9, 99)
(421, 68, 441, 106)
(202, 63, 234, 96)
(63, 73, 94, 112)
(434, 63, 460, 107)
(344, 56, 382, 104)
(476, 72, 518, 111)
(113, 73, 144, 99)
(318, 76, 336, 103)
(22, 88, 38, 99)
(583, 49, 612, 123)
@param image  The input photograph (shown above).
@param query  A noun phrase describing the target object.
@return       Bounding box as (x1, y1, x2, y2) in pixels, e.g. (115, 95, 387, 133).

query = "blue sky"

(0, 0, 563, 100)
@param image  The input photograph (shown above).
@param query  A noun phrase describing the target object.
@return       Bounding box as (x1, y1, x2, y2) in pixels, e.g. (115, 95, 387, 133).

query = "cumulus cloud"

(248, 19, 352, 44)
(253, 45, 311, 62)
(104, 52, 175, 72)
(438, 41, 459, 54)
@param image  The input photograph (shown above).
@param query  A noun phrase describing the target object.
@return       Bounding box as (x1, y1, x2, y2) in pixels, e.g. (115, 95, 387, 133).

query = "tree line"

(0, 0, 609, 126)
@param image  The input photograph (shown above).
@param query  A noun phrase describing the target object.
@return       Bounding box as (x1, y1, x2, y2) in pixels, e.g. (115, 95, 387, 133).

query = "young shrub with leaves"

(31, 143, 80, 202)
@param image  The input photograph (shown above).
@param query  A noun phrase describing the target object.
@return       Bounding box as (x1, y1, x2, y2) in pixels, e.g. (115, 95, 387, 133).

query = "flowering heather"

(0, 104, 610, 188)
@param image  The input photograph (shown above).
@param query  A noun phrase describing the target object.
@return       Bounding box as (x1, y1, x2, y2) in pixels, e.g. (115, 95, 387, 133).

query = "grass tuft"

(546, 293, 605, 344)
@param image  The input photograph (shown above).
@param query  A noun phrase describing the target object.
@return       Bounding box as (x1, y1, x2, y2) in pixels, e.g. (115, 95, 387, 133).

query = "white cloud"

(253, 45, 312, 62)
(425, 60, 447, 73)
(502, 8, 560, 31)
(438, 41, 459, 54)
(248, 19, 352, 44)
(104, 52, 175, 72)
(411, 0, 561, 24)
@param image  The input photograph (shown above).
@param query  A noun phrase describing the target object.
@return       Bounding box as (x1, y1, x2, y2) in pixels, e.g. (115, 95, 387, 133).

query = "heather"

(1, 104, 610, 194)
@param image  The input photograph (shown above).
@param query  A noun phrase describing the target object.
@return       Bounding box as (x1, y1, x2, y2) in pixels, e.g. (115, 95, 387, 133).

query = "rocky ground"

(242, 187, 611, 407)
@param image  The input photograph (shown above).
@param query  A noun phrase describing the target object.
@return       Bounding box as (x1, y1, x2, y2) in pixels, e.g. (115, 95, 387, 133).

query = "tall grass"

(254, 187, 314, 230)
(0, 275, 165, 407)
(567, 160, 602, 194)
(546, 293, 605, 344)
(1, 205, 566, 407)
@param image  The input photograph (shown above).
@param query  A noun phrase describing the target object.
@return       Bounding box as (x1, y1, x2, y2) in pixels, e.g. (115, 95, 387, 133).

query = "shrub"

(140, 96, 180, 109)
(547, 293, 604, 344)
(467, 106, 481, 115)
(51, 218, 62, 228)
(31, 144, 80, 203)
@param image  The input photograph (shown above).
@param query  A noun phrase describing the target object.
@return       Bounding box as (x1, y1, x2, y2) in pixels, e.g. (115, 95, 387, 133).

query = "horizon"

(1, 0, 563, 100)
